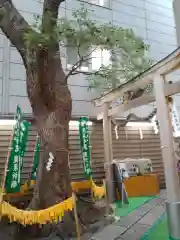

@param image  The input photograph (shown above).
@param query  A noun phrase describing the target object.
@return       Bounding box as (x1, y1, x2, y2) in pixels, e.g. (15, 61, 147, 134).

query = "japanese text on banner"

(79, 117, 92, 179)
(5, 106, 30, 193)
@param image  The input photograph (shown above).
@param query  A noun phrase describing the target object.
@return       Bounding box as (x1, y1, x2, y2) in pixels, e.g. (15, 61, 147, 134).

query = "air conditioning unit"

(112, 158, 153, 177)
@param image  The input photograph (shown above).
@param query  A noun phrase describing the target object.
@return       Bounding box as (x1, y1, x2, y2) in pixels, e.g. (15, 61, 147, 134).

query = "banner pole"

(72, 192, 81, 240)
(0, 122, 15, 219)
(28, 135, 39, 183)
(103, 179, 109, 219)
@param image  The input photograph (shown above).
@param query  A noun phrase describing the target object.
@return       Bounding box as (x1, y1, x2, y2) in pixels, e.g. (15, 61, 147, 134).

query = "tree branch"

(43, 0, 65, 13)
(36, 0, 67, 108)
(65, 46, 98, 80)
(42, 0, 65, 33)
(65, 57, 92, 81)
(0, 0, 31, 62)
(71, 70, 105, 77)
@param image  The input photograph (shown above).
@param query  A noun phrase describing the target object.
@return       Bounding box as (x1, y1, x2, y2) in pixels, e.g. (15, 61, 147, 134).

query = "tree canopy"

(24, 5, 152, 94)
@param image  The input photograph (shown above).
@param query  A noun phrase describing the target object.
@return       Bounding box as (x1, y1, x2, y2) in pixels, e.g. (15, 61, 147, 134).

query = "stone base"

(166, 201, 180, 240)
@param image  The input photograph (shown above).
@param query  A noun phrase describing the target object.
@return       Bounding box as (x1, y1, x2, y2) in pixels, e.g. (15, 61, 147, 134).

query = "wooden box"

(123, 174, 160, 197)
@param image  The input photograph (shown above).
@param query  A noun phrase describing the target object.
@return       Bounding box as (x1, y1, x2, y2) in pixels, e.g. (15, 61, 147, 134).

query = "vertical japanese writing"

(5, 105, 30, 193)
(172, 102, 180, 137)
(79, 117, 92, 178)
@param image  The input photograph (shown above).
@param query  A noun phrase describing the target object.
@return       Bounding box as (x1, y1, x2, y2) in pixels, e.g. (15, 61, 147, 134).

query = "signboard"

(5, 106, 30, 193)
(171, 100, 180, 137)
(79, 117, 92, 179)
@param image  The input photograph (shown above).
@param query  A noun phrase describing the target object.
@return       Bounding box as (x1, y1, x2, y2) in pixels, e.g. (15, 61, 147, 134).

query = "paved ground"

(0, 191, 167, 240)
(90, 190, 166, 240)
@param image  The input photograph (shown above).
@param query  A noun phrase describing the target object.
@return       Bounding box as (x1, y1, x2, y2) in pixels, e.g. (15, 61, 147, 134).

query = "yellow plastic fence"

(1, 197, 73, 225)
(5, 179, 105, 199)
(71, 180, 105, 199)
(0, 180, 105, 225)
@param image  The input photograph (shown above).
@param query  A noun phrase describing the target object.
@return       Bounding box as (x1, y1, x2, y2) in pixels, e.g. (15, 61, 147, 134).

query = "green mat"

(141, 215, 169, 240)
(115, 196, 155, 217)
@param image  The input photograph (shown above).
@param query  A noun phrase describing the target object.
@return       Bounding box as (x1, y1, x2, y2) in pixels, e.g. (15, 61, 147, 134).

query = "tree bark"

(26, 47, 72, 209)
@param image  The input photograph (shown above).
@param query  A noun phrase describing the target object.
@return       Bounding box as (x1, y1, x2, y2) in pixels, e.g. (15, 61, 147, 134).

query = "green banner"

(31, 137, 40, 180)
(5, 105, 30, 193)
(79, 117, 92, 178)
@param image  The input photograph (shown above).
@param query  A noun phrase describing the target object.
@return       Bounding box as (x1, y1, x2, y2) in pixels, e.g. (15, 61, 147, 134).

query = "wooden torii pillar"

(154, 75, 180, 202)
(102, 102, 114, 213)
(154, 74, 180, 239)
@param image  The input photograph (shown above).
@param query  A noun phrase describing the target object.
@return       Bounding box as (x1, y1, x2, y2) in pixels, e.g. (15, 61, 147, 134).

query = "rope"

(111, 105, 157, 139)
(111, 108, 157, 129)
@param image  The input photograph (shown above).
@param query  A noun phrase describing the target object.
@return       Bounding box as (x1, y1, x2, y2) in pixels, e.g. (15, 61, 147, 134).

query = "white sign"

(171, 101, 180, 137)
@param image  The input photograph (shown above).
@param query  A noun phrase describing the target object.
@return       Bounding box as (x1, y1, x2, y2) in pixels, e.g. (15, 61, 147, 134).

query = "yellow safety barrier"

(71, 180, 105, 198)
(0, 180, 105, 225)
(4, 179, 105, 199)
(1, 197, 73, 225)
(91, 181, 105, 199)
(71, 180, 92, 192)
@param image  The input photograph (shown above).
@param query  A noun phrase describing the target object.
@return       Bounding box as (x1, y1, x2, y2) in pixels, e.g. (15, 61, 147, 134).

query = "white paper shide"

(46, 152, 54, 172)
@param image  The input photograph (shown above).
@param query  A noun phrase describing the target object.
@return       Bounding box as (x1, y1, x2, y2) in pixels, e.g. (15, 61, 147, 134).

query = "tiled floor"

(90, 190, 166, 240)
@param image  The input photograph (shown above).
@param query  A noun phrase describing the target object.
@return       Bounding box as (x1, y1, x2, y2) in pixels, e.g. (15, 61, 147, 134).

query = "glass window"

(92, 48, 111, 70)
(66, 45, 78, 66)
(66, 42, 89, 71)
(90, 0, 110, 8)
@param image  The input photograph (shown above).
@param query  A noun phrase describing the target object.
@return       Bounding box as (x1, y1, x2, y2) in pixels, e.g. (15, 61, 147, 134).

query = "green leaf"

(24, 5, 152, 93)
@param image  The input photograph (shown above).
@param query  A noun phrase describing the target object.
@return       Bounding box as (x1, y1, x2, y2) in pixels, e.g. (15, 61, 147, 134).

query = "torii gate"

(94, 47, 180, 240)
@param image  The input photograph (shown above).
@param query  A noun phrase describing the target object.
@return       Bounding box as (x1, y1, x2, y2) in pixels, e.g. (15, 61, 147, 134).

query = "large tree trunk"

(26, 48, 73, 209)
(14, 50, 78, 239)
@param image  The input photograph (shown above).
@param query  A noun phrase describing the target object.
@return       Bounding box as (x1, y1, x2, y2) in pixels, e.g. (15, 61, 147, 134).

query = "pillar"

(102, 103, 114, 209)
(153, 74, 180, 240)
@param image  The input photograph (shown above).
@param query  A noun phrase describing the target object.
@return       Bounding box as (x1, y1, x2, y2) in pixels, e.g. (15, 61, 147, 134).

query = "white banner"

(171, 99, 180, 137)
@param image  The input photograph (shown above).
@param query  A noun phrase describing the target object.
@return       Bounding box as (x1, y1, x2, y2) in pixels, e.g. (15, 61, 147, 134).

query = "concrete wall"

(0, 0, 178, 118)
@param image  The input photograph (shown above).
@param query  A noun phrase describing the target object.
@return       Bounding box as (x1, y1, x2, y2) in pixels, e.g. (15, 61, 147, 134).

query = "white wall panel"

(0, 79, 3, 96)
(113, 11, 146, 29)
(0, 62, 3, 78)
(147, 30, 177, 45)
(145, 1, 174, 18)
(0, 96, 2, 112)
(145, 40, 176, 54)
(146, 20, 176, 36)
(112, 1, 146, 18)
(72, 101, 99, 117)
(146, 11, 175, 27)
(13, 0, 43, 15)
(145, 0, 172, 9)
(113, 0, 145, 9)
(10, 48, 23, 64)
(9, 80, 27, 97)
(9, 96, 32, 114)
(10, 64, 26, 81)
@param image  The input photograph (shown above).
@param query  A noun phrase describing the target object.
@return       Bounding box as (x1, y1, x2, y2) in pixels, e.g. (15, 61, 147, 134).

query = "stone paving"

(90, 190, 166, 240)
